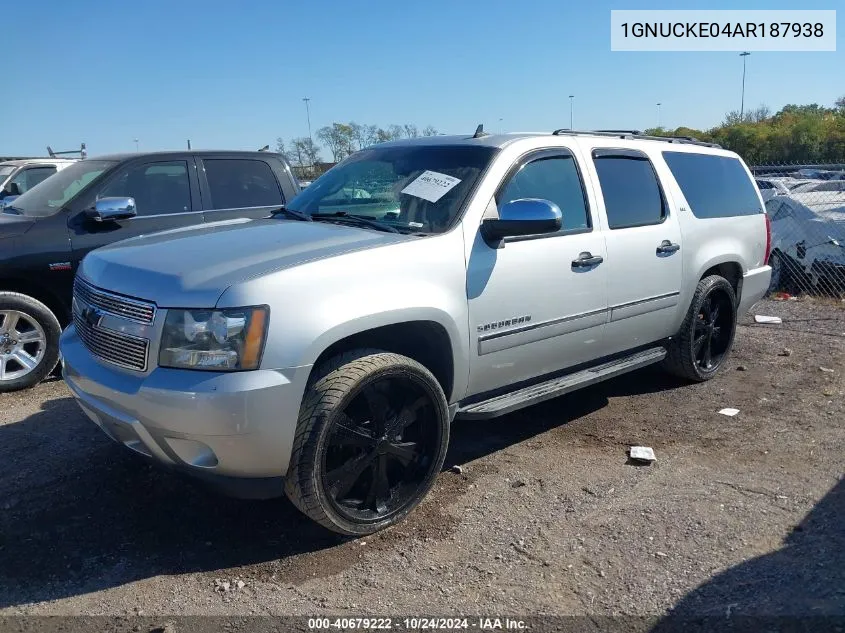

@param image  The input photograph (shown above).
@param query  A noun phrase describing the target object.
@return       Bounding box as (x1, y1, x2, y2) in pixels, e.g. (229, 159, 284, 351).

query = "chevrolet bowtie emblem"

(82, 305, 104, 328)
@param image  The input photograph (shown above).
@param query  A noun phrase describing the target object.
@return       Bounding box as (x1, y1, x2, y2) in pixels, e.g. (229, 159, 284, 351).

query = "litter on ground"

(629, 446, 656, 463)
(754, 315, 783, 324)
(718, 408, 740, 417)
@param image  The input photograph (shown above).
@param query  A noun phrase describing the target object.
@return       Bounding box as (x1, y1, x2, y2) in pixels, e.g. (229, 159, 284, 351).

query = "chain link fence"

(751, 162, 845, 300)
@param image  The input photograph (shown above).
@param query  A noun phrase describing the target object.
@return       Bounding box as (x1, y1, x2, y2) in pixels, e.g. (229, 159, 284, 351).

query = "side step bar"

(456, 347, 667, 420)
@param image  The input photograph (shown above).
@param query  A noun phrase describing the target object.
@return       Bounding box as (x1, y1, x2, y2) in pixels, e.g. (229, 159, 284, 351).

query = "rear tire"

(0, 292, 61, 392)
(663, 276, 737, 382)
(284, 349, 450, 536)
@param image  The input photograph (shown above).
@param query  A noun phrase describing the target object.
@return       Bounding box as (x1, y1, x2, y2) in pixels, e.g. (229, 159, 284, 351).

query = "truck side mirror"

(481, 198, 562, 242)
(87, 197, 137, 222)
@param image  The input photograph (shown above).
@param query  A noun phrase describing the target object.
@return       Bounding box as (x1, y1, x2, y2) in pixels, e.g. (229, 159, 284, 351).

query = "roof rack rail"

(551, 128, 721, 148)
(46, 143, 87, 159)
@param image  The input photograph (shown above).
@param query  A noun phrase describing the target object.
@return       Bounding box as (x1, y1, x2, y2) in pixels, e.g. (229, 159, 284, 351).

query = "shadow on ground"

(652, 478, 845, 631)
(0, 368, 685, 608)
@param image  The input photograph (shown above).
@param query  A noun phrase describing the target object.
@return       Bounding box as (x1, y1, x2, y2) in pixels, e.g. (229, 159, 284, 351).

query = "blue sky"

(2, 0, 841, 157)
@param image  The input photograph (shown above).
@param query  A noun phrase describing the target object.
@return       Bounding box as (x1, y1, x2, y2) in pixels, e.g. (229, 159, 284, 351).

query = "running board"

(456, 347, 667, 420)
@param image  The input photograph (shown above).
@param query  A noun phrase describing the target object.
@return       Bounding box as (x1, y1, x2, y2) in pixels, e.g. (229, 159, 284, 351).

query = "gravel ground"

(0, 298, 843, 624)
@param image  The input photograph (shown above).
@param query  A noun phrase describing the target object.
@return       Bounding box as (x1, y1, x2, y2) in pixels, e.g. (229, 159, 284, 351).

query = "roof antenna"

(472, 124, 488, 139)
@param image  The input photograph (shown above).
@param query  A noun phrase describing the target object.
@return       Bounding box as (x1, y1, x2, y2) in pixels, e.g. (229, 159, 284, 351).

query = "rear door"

(584, 145, 683, 354)
(196, 156, 293, 222)
(68, 156, 203, 272)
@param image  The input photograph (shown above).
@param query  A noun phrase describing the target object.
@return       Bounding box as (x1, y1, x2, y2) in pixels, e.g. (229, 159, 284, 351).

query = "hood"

(79, 218, 409, 307)
(0, 210, 35, 239)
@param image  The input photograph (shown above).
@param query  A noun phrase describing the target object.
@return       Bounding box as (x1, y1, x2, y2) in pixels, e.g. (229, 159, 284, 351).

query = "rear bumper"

(60, 324, 312, 493)
(738, 265, 772, 315)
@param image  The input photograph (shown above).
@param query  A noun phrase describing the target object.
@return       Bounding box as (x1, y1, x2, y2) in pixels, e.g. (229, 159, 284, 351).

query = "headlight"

(159, 306, 269, 371)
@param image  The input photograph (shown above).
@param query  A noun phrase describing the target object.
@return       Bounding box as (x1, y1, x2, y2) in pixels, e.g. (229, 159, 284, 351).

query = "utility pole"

(740, 52, 751, 120)
(656, 102, 661, 129)
(568, 95, 575, 129)
(187, 139, 192, 150)
(303, 97, 312, 142)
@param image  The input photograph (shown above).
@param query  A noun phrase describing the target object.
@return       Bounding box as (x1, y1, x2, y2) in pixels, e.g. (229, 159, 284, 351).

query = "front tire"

(284, 349, 450, 536)
(663, 276, 737, 382)
(0, 292, 61, 393)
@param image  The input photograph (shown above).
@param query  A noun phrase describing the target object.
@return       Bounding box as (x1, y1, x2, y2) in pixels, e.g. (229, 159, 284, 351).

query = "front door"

(586, 147, 683, 354)
(68, 158, 203, 282)
(465, 148, 608, 396)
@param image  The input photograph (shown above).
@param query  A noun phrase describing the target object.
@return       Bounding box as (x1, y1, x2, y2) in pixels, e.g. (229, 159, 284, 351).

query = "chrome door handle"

(572, 252, 604, 268)
(656, 240, 680, 254)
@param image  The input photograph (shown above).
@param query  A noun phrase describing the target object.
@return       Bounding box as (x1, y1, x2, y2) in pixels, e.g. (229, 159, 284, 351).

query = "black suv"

(0, 150, 299, 392)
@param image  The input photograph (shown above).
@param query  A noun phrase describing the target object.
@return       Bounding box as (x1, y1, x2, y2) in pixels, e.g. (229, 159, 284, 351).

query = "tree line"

(276, 122, 438, 171)
(644, 96, 845, 166)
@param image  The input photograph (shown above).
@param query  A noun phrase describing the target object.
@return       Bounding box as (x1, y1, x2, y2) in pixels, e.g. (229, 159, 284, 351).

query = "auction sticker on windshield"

(401, 170, 461, 203)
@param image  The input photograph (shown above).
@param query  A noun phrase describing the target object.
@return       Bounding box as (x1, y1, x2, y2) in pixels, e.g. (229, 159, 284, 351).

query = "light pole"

(498, 117, 503, 134)
(302, 97, 312, 143)
(568, 95, 574, 129)
(133, 138, 139, 152)
(740, 52, 751, 119)
(656, 102, 661, 129)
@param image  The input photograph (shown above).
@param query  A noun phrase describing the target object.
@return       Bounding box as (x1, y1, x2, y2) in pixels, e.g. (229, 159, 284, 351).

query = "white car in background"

(755, 177, 791, 202)
(765, 192, 845, 292)
(0, 158, 77, 207)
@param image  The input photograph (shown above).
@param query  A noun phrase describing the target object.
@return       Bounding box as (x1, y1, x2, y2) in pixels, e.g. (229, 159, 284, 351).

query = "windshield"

(286, 145, 498, 234)
(0, 166, 16, 180)
(8, 160, 116, 217)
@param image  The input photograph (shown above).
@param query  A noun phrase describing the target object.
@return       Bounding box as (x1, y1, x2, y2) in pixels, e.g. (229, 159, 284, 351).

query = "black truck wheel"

(284, 349, 450, 536)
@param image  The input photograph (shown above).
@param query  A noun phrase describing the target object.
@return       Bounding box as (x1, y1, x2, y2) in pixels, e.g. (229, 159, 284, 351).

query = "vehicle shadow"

(0, 367, 686, 608)
(651, 478, 845, 631)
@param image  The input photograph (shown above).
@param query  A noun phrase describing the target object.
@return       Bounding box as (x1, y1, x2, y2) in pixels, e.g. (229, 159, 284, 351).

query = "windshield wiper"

(269, 205, 312, 221)
(311, 211, 400, 234)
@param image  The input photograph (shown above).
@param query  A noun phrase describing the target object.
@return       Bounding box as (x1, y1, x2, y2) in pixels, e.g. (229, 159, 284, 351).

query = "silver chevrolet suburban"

(60, 129, 772, 535)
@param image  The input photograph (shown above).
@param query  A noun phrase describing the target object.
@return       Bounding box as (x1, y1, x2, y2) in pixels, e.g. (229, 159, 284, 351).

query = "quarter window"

(497, 155, 590, 231)
(99, 161, 192, 216)
(663, 151, 763, 218)
(203, 159, 283, 210)
(593, 154, 665, 229)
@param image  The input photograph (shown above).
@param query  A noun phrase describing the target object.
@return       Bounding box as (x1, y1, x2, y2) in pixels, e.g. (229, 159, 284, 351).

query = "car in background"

(755, 177, 791, 202)
(788, 180, 845, 194)
(0, 150, 299, 392)
(0, 158, 77, 207)
(764, 192, 845, 293)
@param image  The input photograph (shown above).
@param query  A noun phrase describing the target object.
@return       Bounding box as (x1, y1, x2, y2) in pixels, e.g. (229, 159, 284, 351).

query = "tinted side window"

(663, 152, 763, 218)
(203, 159, 283, 210)
(100, 161, 191, 216)
(498, 155, 589, 231)
(593, 155, 665, 229)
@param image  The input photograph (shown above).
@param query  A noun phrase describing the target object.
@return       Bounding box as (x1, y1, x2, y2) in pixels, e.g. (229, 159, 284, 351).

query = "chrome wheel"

(0, 310, 47, 382)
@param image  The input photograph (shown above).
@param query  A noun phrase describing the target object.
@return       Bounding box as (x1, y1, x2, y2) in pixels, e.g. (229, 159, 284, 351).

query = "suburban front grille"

(73, 312, 149, 371)
(73, 277, 156, 325)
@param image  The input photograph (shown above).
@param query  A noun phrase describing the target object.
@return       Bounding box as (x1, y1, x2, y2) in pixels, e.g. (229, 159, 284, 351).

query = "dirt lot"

(0, 298, 843, 625)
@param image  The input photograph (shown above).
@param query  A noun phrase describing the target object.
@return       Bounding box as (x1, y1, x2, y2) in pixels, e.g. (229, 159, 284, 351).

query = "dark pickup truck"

(0, 150, 299, 392)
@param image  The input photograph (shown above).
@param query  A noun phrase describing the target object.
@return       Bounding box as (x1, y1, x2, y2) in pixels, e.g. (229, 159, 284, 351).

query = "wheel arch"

(0, 277, 70, 325)
(306, 316, 460, 403)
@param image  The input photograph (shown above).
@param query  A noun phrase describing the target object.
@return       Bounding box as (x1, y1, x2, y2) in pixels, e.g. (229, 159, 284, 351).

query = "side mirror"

(87, 197, 137, 222)
(481, 198, 562, 242)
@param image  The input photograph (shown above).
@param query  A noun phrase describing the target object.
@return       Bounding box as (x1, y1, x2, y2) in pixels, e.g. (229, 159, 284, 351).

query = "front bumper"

(60, 324, 312, 495)
(738, 265, 772, 315)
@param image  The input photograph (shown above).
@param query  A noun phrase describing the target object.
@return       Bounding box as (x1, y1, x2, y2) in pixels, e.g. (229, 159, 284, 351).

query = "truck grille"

(73, 277, 156, 325)
(73, 311, 150, 371)
(72, 277, 155, 371)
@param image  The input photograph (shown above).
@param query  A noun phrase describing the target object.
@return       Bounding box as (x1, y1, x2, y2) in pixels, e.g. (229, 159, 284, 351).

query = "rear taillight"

(764, 213, 772, 265)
